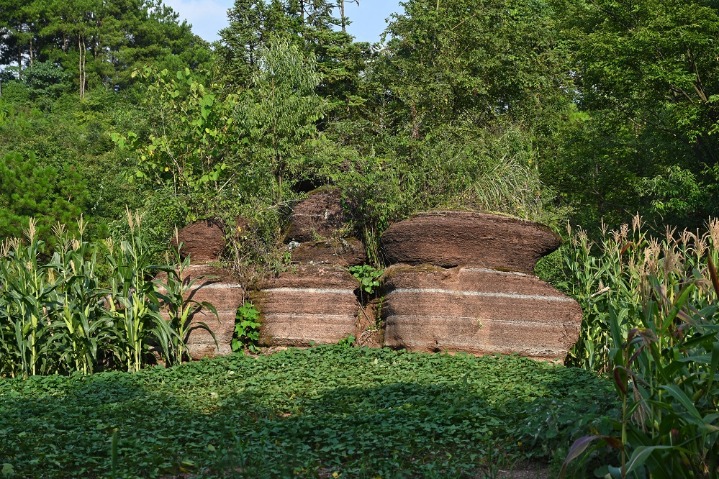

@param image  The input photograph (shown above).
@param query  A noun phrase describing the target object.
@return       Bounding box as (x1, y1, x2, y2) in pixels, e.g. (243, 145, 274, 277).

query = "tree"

(545, 0, 719, 229)
(375, 0, 571, 139)
(238, 40, 323, 203)
(0, 152, 89, 240)
(217, 0, 369, 120)
(0, 0, 211, 97)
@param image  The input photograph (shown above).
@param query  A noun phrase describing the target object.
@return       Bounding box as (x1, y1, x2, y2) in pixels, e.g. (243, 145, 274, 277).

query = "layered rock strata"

(284, 188, 366, 267)
(251, 265, 359, 346)
(381, 211, 561, 274)
(168, 264, 244, 359)
(161, 220, 244, 359)
(380, 211, 582, 362)
(253, 188, 368, 347)
(382, 266, 582, 360)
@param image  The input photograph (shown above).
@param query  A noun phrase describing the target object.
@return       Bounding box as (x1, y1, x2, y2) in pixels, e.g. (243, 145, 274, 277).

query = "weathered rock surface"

(158, 264, 243, 360)
(174, 219, 225, 263)
(285, 188, 347, 242)
(290, 238, 366, 266)
(251, 265, 359, 346)
(381, 265, 582, 361)
(381, 211, 561, 274)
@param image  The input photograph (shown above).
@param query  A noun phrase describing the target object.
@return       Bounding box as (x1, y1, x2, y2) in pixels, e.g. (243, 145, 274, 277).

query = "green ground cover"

(0, 345, 616, 478)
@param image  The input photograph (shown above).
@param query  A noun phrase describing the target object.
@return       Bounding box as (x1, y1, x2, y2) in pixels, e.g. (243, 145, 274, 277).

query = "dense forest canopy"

(1, 0, 718, 250)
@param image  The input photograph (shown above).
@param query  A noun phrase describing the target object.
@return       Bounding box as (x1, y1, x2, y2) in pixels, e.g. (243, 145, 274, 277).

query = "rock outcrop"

(162, 220, 244, 359)
(381, 211, 560, 274)
(251, 265, 359, 346)
(381, 265, 582, 360)
(285, 188, 348, 242)
(253, 188, 372, 347)
(173, 219, 225, 263)
(379, 211, 582, 362)
(290, 238, 366, 267)
(166, 264, 244, 359)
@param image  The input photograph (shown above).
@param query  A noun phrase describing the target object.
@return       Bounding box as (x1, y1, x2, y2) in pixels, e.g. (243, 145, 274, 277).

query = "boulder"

(381, 211, 561, 274)
(290, 237, 367, 266)
(251, 265, 360, 347)
(174, 219, 225, 263)
(285, 188, 347, 242)
(381, 265, 582, 361)
(158, 264, 243, 360)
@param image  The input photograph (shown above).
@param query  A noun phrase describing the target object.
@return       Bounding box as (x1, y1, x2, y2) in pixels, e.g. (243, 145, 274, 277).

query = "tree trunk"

(78, 35, 86, 98)
(340, 0, 346, 33)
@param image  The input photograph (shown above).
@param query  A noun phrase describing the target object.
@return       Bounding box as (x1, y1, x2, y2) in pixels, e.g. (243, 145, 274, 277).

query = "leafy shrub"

(231, 302, 261, 353)
(349, 264, 383, 298)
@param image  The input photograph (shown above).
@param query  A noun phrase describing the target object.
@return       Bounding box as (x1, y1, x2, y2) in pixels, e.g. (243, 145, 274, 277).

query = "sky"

(163, 0, 402, 44)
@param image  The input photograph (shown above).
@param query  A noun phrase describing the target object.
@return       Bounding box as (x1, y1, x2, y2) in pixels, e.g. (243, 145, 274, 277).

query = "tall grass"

(558, 217, 719, 477)
(0, 213, 207, 377)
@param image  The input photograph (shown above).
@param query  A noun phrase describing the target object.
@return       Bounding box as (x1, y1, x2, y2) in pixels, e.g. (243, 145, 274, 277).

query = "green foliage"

(231, 302, 261, 353)
(545, 0, 719, 230)
(336, 334, 355, 348)
(0, 0, 211, 98)
(348, 264, 383, 295)
(561, 249, 719, 478)
(0, 216, 212, 377)
(558, 217, 719, 374)
(0, 346, 616, 477)
(21, 61, 70, 101)
(113, 67, 240, 219)
(238, 39, 324, 203)
(0, 151, 88, 242)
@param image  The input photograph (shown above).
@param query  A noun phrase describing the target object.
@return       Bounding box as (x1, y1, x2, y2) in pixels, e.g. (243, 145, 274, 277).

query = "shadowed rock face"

(158, 264, 243, 360)
(290, 238, 367, 266)
(381, 265, 582, 362)
(381, 211, 561, 274)
(251, 265, 359, 347)
(285, 188, 347, 242)
(174, 220, 225, 263)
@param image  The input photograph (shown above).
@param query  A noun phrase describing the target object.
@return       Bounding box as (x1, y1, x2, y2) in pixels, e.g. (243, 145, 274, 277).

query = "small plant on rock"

(232, 302, 261, 353)
(349, 264, 383, 302)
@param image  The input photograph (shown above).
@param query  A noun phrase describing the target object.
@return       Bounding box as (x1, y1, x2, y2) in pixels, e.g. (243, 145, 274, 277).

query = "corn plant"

(0, 213, 218, 376)
(561, 220, 719, 478)
(45, 221, 115, 374)
(103, 211, 174, 372)
(563, 216, 718, 373)
(153, 237, 218, 366)
(0, 220, 56, 378)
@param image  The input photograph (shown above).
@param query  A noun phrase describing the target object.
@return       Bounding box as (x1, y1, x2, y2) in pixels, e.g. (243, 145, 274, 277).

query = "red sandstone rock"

(381, 211, 561, 274)
(174, 219, 225, 263)
(381, 265, 582, 361)
(290, 238, 366, 266)
(158, 264, 243, 360)
(251, 265, 360, 346)
(285, 188, 347, 242)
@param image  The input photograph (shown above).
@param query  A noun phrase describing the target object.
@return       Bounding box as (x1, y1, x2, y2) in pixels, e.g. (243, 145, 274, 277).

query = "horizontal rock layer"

(381, 211, 561, 274)
(290, 238, 366, 266)
(382, 266, 582, 361)
(285, 188, 347, 242)
(158, 264, 243, 360)
(252, 265, 359, 347)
